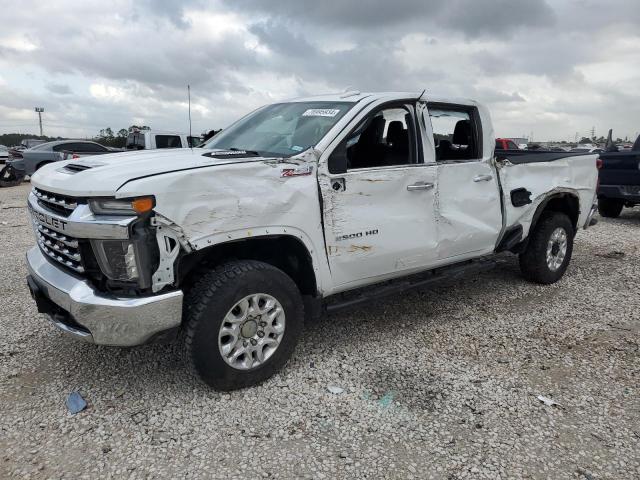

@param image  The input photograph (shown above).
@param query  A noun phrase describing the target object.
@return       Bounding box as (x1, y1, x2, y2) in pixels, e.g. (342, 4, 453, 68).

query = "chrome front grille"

(34, 224, 85, 273)
(31, 189, 85, 274)
(33, 187, 77, 217)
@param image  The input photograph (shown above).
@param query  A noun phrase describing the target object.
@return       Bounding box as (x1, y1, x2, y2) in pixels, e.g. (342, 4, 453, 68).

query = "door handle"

(473, 174, 493, 182)
(407, 182, 434, 191)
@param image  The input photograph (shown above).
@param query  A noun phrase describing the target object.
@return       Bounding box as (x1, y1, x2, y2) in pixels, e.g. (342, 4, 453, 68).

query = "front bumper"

(7, 159, 26, 174)
(26, 246, 183, 346)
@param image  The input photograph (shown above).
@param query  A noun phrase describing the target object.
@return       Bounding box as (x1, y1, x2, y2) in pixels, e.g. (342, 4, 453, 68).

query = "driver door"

(318, 102, 439, 289)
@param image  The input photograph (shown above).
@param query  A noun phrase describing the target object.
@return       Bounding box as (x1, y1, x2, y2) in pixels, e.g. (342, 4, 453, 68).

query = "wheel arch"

(531, 191, 580, 233)
(513, 191, 580, 253)
(177, 233, 321, 298)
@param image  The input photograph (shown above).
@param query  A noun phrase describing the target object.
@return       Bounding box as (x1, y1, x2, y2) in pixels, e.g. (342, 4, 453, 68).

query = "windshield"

(201, 101, 354, 157)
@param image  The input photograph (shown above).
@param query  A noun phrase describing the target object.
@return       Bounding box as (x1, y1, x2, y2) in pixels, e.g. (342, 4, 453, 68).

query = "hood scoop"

(61, 162, 105, 174)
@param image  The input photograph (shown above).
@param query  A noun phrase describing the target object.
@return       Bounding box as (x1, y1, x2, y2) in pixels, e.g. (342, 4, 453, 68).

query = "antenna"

(187, 85, 192, 145)
(418, 88, 426, 100)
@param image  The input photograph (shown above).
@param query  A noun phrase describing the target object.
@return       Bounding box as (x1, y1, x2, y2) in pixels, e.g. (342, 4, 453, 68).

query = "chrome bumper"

(26, 246, 183, 346)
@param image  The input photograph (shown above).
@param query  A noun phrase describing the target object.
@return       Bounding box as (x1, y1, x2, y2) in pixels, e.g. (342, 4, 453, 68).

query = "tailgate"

(599, 152, 640, 186)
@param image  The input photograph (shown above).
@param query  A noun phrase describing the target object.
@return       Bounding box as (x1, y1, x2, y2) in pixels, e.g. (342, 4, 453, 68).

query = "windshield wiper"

(229, 147, 261, 155)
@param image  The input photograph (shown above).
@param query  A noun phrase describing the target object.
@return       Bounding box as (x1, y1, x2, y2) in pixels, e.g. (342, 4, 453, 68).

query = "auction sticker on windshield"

(302, 109, 340, 117)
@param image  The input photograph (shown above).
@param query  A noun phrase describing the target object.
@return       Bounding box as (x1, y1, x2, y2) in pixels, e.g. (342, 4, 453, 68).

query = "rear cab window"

(155, 135, 182, 148)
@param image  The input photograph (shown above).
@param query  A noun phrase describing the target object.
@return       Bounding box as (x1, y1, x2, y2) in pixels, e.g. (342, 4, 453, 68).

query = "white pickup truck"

(26, 92, 598, 390)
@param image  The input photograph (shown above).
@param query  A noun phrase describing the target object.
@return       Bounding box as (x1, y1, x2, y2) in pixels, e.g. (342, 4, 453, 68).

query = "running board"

(324, 257, 496, 314)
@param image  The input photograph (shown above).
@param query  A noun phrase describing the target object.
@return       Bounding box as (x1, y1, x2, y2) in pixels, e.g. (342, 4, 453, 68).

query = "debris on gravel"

(1, 183, 639, 479)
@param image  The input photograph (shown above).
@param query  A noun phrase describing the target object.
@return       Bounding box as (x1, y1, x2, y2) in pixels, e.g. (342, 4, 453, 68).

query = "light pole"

(34, 107, 44, 136)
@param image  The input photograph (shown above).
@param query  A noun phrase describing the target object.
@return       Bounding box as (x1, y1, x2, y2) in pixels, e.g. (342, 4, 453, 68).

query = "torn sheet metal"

(119, 151, 330, 293)
(497, 154, 598, 238)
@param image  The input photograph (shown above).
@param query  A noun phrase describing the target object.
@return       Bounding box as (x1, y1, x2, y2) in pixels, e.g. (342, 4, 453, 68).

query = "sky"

(1, 0, 639, 142)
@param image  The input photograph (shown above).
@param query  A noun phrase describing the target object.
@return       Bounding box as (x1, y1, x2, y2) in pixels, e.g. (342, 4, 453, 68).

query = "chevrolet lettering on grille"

(30, 206, 68, 231)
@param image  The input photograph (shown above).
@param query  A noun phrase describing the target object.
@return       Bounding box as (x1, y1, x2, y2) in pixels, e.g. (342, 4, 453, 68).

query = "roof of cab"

(285, 91, 480, 107)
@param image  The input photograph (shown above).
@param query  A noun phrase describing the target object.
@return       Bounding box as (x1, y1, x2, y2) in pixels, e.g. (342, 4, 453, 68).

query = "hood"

(30, 148, 276, 197)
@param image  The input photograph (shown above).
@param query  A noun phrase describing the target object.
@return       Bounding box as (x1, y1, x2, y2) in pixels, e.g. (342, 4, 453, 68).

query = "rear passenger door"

(318, 102, 439, 289)
(427, 104, 502, 260)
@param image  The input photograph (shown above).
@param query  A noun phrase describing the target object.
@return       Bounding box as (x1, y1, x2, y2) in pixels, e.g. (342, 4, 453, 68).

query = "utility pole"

(34, 107, 44, 136)
(187, 85, 192, 143)
(590, 126, 595, 140)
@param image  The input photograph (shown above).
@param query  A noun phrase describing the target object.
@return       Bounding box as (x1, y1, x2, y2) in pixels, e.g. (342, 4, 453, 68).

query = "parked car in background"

(495, 138, 520, 150)
(0, 140, 113, 187)
(570, 146, 603, 154)
(597, 132, 640, 217)
(0, 145, 8, 164)
(507, 137, 528, 149)
(126, 130, 200, 150)
(21, 139, 47, 149)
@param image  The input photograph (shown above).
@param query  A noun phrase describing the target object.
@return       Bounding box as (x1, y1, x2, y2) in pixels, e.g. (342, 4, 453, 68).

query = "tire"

(597, 198, 623, 218)
(0, 165, 25, 187)
(184, 260, 304, 390)
(519, 212, 574, 285)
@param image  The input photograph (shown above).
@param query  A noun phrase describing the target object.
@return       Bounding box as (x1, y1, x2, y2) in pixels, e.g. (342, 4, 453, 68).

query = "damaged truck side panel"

(498, 155, 598, 237)
(25, 91, 599, 390)
(118, 156, 332, 295)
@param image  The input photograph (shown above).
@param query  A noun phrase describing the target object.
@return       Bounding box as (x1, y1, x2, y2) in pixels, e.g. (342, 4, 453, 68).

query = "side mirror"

(328, 143, 348, 174)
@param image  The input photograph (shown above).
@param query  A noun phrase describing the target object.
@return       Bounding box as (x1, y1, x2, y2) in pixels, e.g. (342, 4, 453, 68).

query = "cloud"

(0, 0, 638, 141)
(46, 83, 72, 95)
(223, 0, 555, 37)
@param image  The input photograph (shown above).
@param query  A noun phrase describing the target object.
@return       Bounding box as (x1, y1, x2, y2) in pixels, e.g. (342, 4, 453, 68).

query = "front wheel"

(184, 260, 304, 390)
(597, 198, 623, 218)
(519, 212, 574, 284)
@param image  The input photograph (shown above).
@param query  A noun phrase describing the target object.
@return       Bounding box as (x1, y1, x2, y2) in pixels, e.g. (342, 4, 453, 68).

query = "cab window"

(428, 106, 481, 161)
(344, 106, 416, 170)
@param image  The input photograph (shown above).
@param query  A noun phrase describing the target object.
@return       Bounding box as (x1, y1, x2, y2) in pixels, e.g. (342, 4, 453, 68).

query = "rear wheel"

(519, 212, 574, 284)
(184, 260, 304, 390)
(0, 165, 25, 187)
(597, 198, 623, 218)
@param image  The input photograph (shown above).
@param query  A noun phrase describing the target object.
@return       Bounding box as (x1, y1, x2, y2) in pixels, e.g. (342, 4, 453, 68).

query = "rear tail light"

(596, 157, 603, 169)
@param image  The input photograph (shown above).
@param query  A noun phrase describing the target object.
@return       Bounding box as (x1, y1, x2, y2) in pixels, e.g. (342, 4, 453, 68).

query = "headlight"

(89, 196, 154, 215)
(91, 240, 141, 281)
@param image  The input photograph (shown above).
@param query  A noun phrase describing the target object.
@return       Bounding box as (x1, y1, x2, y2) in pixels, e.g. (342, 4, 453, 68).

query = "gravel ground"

(1, 182, 639, 479)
